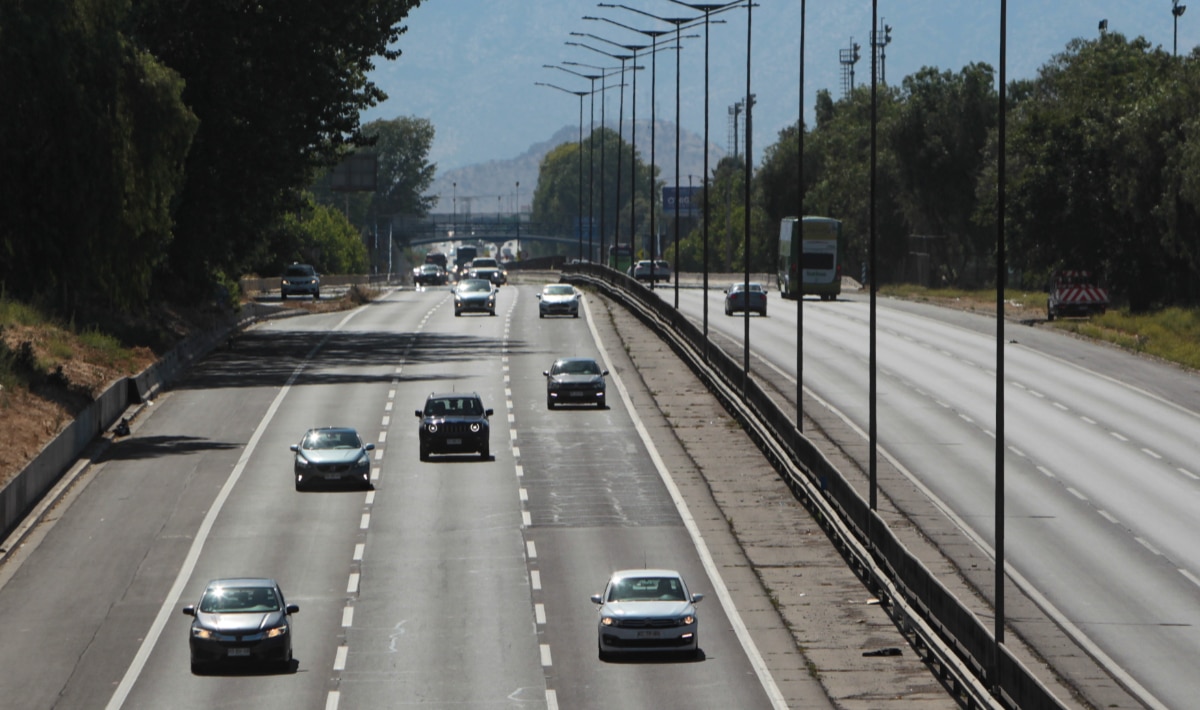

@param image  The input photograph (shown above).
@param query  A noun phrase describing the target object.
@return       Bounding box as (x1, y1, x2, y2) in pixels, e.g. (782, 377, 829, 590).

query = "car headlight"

(426, 423, 438, 433)
(264, 624, 289, 639)
(356, 451, 370, 467)
(682, 614, 695, 625)
(295, 455, 312, 469)
(600, 616, 615, 626)
(192, 626, 216, 640)
(469, 422, 481, 433)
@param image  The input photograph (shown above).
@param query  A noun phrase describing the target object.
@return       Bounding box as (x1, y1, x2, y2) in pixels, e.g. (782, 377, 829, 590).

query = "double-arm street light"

(597, 4, 702, 308)
(1175, 0, 1188, 56)
(535, 81, 590, 261)
(568, 36, 635, 267)
(667, 0, 745, 343)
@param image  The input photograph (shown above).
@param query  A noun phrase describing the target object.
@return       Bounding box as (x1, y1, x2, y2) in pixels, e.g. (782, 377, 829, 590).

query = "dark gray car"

(182, 577, 299, 673)
(544, 357, 608, 409)
(290, 427, 375, 490)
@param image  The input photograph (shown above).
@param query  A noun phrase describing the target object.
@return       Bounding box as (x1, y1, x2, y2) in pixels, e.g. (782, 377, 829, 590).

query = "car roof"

(427, 392, 482, 400)
(305, 426, 358, 435)
(205, 577, 278, 589)
(553, 356, 598, 364)
(609, 569, 683, 581)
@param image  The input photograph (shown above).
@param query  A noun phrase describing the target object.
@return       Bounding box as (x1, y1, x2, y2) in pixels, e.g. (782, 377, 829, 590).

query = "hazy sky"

(362, 1, 1192, 171)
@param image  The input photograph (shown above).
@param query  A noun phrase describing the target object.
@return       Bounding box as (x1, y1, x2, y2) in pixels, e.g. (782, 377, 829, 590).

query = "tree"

(131, 0, 423, 298)
(0, 0, 196, 313)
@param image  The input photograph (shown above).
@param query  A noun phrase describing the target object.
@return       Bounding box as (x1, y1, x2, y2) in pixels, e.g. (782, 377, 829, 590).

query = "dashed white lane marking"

(515, 464, 524, 478)
(1067, 487, 1088, 501)
(1141, 448, 1162, 460)
(1099, 510, 1120, 525)
(360, 514, 370, 530)
(342, 606, 354, 627)
(353, 544, 365, 561)
(1110, 431, 1129, 442)
(1179, 468, 1200, 481)
(333, 645, 349, 671)
(522, 511, 531, 527)
(1137, 538, 1163, 556)
(1037, 465, 1056, 479)
(526, 540, 537, 559)
(535, 603, 546, 624)
(519, 488, 528, 502)
(326, 691, 340, 710)
(1081, 415, 1097, 424)
(347, 573, 360, 594)
(1180, 568, 1200, 589)
(530, 570, 542, 591)
(540, 644, 552, 667)
(385, 401, 393, 412)
(364, 491, 375, 505)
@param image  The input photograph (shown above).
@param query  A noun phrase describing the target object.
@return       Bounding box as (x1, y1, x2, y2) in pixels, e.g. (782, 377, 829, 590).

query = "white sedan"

(590, 569, 703, 660)
(536, 283, 580, 318)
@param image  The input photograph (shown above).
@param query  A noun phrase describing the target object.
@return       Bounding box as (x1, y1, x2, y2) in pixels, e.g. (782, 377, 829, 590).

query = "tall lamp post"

(1175, 0, 1188, 56)
(537, 81, 605, 262)
(598, 4, 702, 309)
(568, 37, 634, 267)
(563, 49, 624, 265)
(668, 0, 744, 346)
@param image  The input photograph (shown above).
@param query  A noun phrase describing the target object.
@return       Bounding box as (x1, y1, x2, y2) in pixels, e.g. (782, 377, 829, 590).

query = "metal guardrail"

(562, 263, 1065, 710)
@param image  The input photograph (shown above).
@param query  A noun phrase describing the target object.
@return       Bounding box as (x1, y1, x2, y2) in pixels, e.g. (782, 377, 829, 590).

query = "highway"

(666, 283, 1200, 710)
(0, 284, 793, 710)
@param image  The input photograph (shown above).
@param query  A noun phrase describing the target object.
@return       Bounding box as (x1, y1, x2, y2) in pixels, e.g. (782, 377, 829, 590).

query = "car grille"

(436, 422, 481, 435)
(610, 617, 683, 629)
(313, 462, 353, 473)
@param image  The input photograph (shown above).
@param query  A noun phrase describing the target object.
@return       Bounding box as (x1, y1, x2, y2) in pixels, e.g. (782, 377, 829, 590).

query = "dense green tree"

(0, 0, 196, 313)
(130, 0, 423, 298)
(264, 192, 368, 275)
(532, 127, 659, 260)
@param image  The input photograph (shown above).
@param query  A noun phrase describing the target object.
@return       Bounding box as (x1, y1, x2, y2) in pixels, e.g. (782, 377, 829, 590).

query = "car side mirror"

(590, 594, 603, 605)
(286, 604, 300, 614)
(601, 370, 609, 377)
(415, 410, 424, 417)
(364, 443, 375, 451)
(485, 408, 494, 417)
(290, 445, 299, 452)
(542, 370, 550, 377)
(182, 605, 196, 616)
(691, 593, 704, 603)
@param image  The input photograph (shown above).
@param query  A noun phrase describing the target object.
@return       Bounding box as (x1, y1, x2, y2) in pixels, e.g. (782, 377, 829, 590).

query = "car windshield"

(472, 258, 499, 268)
(459, 280, 490, 293)
(607, 577, 686, 602)
(544, 285, 573, 296)
(425, 397, 483, 416)
(553, 359, 600, 375)
(302, 430, 360, 449)
(199, 585, 281, 613)
(285, 265, 314, 277)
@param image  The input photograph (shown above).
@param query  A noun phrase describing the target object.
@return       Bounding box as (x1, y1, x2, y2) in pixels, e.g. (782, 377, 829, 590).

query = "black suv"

(415, 392, 494, 461)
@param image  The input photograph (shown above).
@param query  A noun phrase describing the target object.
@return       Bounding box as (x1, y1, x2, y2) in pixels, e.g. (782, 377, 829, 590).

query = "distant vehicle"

(290, 427, 375, 490)
(1047, 269, 1109, 320)
(608, 243, 634, 273)
(454, 245, 478, 278)
(537, 283, 580, 318)
(629, 259, 671, 283)
(415, 392, 493, 461)
(182, 577, 298, 673)
(590, 569, 703, 661)
(724, 282, 768, 316)
(424, 252, 448, 270)
(778, 216, 842, 301)
(413, 263, 448, 286)
(453, 278, 496, 316)
(280, 263, 320, 300)
(468, 257, 507, 285)
(544, 357, 608, 409)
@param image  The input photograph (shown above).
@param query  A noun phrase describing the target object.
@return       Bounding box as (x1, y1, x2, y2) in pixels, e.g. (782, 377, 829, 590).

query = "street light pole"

(1175, 0, 1188, 57)
(668, 0, 743, 346)
(535, 82, 587, 260)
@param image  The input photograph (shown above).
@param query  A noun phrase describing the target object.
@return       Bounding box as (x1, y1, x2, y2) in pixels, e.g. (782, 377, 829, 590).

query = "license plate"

(227, 648, 251, 657)
(569, 391, 584, 397)
(323, 473, 342, 480)
(447, 438, 462, 445)
(636, 630, 661, 639)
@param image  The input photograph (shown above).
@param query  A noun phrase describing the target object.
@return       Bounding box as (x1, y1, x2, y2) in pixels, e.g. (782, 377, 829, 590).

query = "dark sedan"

(544, 357, 608, 409)
(413, 263, 447, 286)
(290, 427, 375, 490)
(416, 392, 494, 460)
(182, 578, 298, 673)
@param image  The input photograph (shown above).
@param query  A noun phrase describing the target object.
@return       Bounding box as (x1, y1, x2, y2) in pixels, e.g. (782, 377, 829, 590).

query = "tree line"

(535, 32, 1200, 311)
(0, 0, 431, 319)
